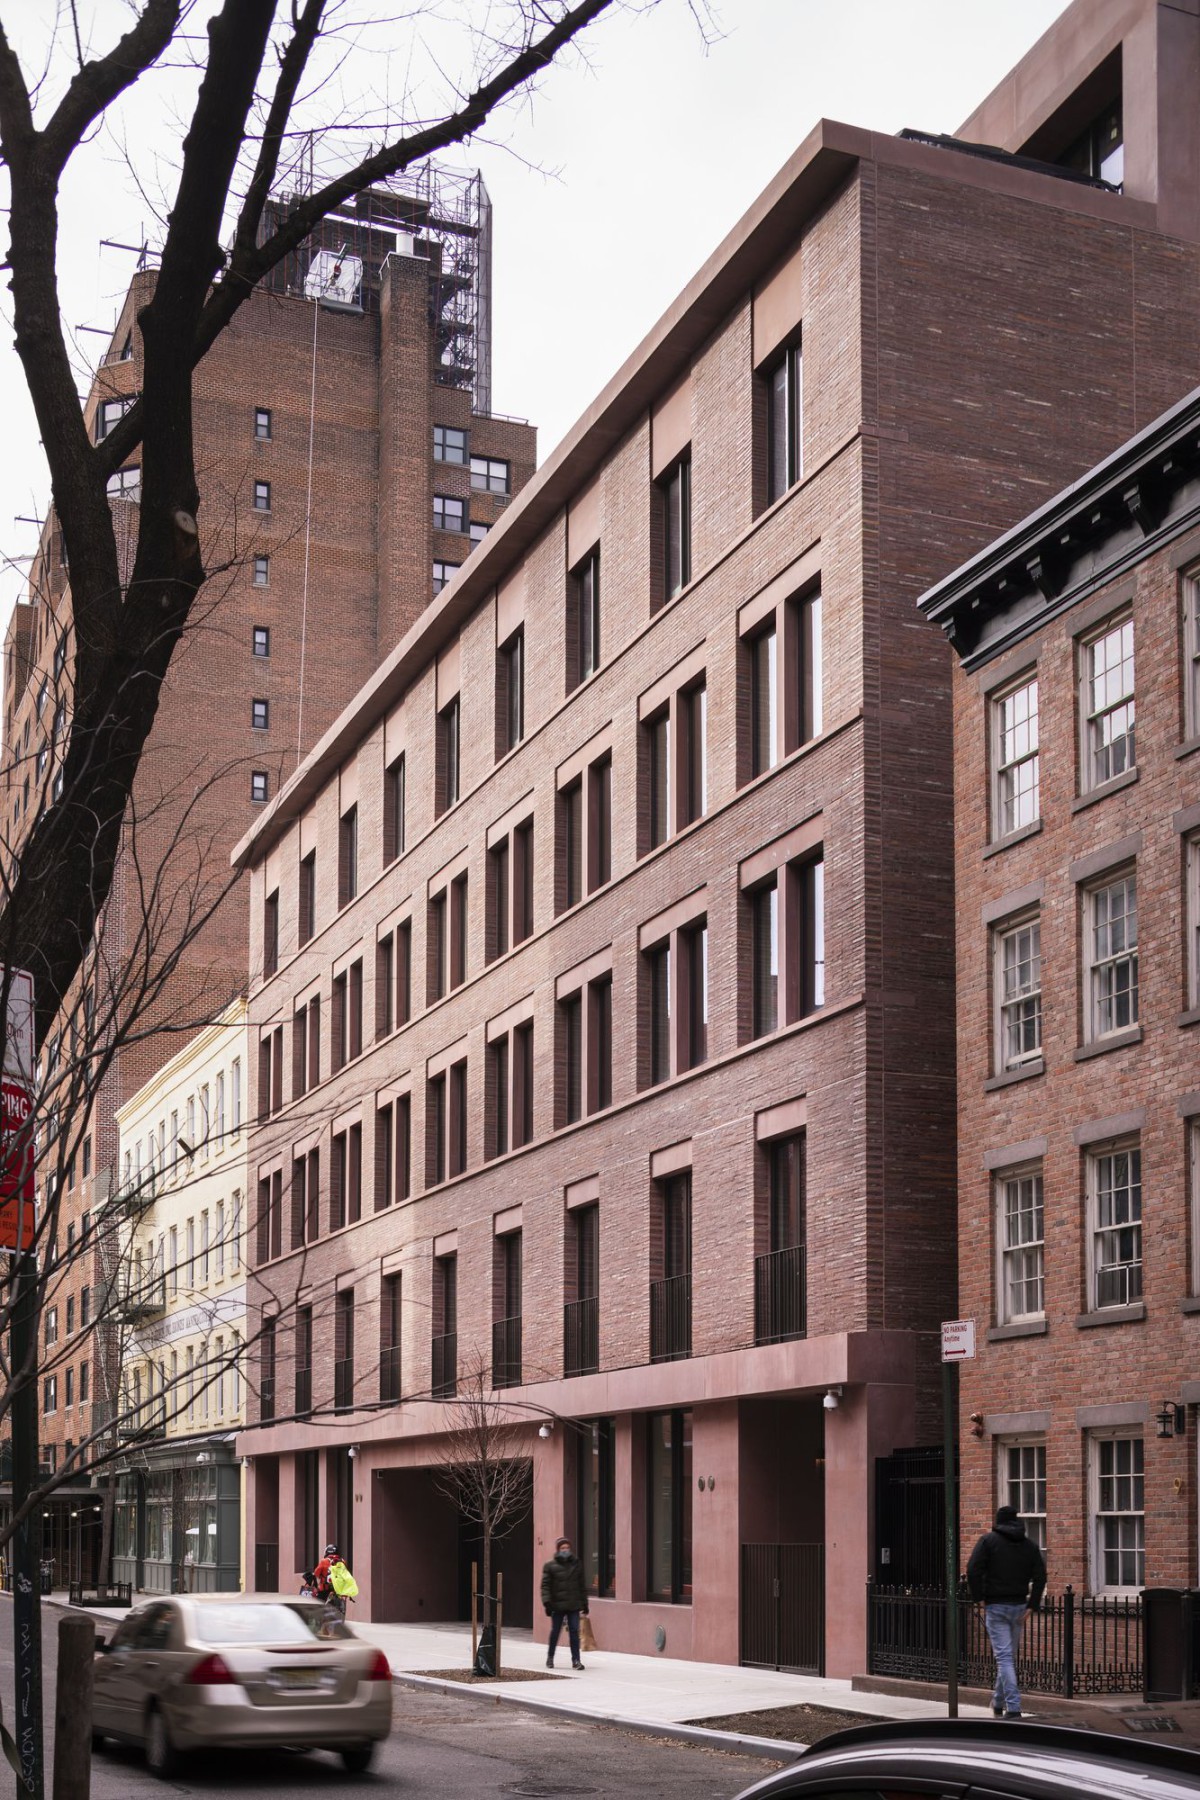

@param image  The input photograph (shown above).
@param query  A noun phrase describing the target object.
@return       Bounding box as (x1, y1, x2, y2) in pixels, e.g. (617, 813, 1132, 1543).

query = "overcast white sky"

(0, 0, 1068, 627)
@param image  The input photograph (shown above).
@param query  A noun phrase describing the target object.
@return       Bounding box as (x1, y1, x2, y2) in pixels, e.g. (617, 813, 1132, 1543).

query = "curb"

(391, 1671, 806, 1762)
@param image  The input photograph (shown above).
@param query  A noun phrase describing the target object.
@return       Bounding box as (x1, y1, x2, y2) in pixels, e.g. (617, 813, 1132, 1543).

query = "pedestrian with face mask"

(541, 1535, 588, 1670)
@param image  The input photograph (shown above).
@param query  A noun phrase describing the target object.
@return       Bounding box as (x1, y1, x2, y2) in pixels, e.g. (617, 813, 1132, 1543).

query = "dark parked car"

(733, 1719, 1200, 1799)
(92, 1597, 393, 1777)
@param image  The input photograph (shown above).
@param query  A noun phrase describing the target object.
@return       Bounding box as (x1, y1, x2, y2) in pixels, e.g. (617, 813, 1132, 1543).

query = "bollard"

(52, 1614, 94, 1800)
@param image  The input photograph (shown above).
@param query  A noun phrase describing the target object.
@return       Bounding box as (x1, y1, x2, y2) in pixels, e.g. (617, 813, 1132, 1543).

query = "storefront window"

(577, 1417, 615, 1598)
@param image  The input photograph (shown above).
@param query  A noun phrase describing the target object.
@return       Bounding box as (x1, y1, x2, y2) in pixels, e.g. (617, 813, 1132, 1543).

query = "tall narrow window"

(590, 756, 612, 890)
(1086, 873, 1138, 1040)
(295, 1307, 313, 1416)
(1088, 1141, 1142, 1310)
(661, 453, 691, 601)
(433, 1254, 457, 1398)
(376, 934, 395, 1037)
(997, 1166, 1044, 1323)
(750, 626, 778, 775)
(570, 549, 601, 689)
(1082, 615, 1135, 790)
(263, 889, 279, 978)
(1001, 1440, 1046, 1552)
(438, 696, 461, 813)
(395, 1094, 411, 1202)
(565, 1203, 600, 1378)
(375, 1104, 394, 1210)
(751, 880, 779, 1037)
(260, 1319, 277, 1422)
(591, 975, 613, 1113)
(1186, 574, 1200, 741)
(384, 754, 406, 864)
(334, 1290, 355, 1412)
(651, 1175, 691, 1363)
(647, 711, 671, 850)
(1188, 834, 1200, 1011)
(490, 838, 510, 961)
(498, 628, 525, 756)
(396, 920, 412, 1025)
(562, 993, 583, 1125)
(299, 851, 316, 946)
(648, 944, 671, 1086)
(578, 1417, 616, 1598)
(339, 806, 358, 907)
(429, 891, 448, 1003)
(647, 1410, 693, 1602)
(450, 874, 468, 991)
(513, 1021, 534, 1147)
(513, 820, 534, 943)
(682, 922, 708, 1070)
(493, 1231, 522, 1389)
(682, 684, 707, 827)
(561, 779, 584, 910)
(995, 916, 1042, 1071)
(380, 1274, 402, 1404)
(1092, 1435, 1143, 1592)
(491, 1034, 511, 1158)
(449, 1060, 468, 1178)
(765, 340, 802, 504)
(993, 676, 1040, 838)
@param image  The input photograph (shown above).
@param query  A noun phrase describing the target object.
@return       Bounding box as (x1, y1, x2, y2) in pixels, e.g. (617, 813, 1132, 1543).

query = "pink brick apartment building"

(235, 0, 1200, 1674)
(920, 383, 1200, 1598)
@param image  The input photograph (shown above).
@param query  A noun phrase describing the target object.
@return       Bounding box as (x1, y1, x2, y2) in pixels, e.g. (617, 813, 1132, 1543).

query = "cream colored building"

(110, 999, 248, 1592)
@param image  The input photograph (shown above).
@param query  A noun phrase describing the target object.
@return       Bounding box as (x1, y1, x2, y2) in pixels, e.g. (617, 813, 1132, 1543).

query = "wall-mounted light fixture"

(1156, 1401, 1186, 1440)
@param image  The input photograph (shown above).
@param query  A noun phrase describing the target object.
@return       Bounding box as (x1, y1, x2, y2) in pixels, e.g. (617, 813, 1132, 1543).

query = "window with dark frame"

(660, 452, 692, 602)
(295, 1306, 313, 1415)
(339, 806, 358, 907)
(376, 934, 395, 1038)
(490, 1033, 511, 1158)
(263, 889, 279, 979)
(433, 494, 466, 534)
(561, 992, 583, 1125)
(471, 454, 510, 494)
(396, 920, 412, 1026)
(251, 698, 269, 731)
(750, 624, 778, 776)
(647, 710, 671, 850)
(578, 1417, 616, 1597)
(433, 1254, 457, 1397)
(493, 1230, 522, 1388)
(253, 625, 270, 656)
(742, 589, 822, 785)
(253, 479, 271, 512)
(437, 696, 461, 813)
(764, 339, 802, 505)
(498, 627, 525, 756)
(564, 1202, 600, 1378)
(433, 560, 459, 595)
(298, 851, 316, 945)
(333, 1290, 355, 1412)
(569, 549, 601, 690)
(648, 943, 671, 1087)
(254, 407, 272, 440)
(260, 1317, 277, 1421)
(253, 556, 270, 587)
(384, 753, 406, 863)
(647, 1409, 692, 1603)
(591, 975, 613, 1113)
(380, 1274, 401, 1404)
(748, 852, 824, 1040)
(433, 425, 468, 464)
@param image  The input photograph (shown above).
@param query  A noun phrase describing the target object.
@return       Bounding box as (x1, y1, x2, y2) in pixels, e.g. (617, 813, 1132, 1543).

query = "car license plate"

(274, 1668, 324, 1690)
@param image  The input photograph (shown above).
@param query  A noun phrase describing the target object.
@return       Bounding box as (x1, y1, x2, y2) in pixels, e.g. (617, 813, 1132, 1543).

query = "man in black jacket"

(966, 1505, 1047, 1718)
(541, 1536, 588, 1670)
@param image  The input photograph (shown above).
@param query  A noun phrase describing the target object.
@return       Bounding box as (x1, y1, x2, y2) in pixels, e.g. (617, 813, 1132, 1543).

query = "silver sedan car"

(92, 1597, 393, 1777)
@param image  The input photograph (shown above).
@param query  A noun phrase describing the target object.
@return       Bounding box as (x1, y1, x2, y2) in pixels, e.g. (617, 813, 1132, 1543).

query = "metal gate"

(874, 1446, 945, 1587)
(740, 1543, 824, 1674)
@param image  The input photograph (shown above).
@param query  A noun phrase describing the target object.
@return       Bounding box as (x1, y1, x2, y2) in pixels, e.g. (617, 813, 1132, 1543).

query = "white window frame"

(1187, 833, 1200, 1011)
(990, 672, 1040, 840)
(1085, 1137, 1142, 1312)
(997, 1435, 1046, 1553)
(106, 466, 141, 501)
(1083, 869, 1138, 1042)
(1190, 1119, 1200, 1300)
(993, 912, 1042, 1072)
(1184, 570, 1200, 741)
(993, 1162, 1045, 1325)
(1088, 1431, 1144, 1595)
(1079, 613, 1135, 792)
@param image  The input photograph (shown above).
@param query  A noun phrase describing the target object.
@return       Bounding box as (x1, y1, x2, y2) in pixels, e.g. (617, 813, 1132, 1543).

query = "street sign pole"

(942, 1354, 958, 1719)
(940, 1319, 976, 1722)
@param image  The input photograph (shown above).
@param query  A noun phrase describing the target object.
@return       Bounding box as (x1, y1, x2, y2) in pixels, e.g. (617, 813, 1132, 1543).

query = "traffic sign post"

(2, 968, 42, 1800)
(940, 1320, 976, 1719)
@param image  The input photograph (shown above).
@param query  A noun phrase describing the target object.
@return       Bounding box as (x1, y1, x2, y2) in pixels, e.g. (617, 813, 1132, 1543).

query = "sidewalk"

(40, 1591, 992, 1758)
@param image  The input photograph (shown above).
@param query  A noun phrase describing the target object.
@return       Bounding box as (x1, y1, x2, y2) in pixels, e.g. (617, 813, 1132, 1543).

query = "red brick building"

(234, 1, 1200, 1674)
(920, 381, 1200, 1597)
(0, 165, 534, 1573)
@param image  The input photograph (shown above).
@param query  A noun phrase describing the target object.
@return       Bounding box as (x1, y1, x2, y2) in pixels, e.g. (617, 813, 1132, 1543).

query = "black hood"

(994, 1519, 1027, 1541)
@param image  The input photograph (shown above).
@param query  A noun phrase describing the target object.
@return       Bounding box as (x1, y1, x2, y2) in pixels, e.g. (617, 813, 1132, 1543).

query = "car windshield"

(191, 1604, 316, 1647)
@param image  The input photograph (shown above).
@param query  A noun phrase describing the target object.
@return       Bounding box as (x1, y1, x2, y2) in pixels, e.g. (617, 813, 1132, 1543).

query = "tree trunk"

(481, 1502, 492, 1630)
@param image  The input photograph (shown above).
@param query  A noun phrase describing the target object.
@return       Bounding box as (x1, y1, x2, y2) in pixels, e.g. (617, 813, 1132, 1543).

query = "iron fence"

(650, 1273, 691, 1363)
(754, 1246, 806, 1345)
(867, 1583, 1142, 1697)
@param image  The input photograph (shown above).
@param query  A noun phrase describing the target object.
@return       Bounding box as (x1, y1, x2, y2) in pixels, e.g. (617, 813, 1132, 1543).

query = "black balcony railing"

(379, 1344, 401, 1405)
(260, 1376, 276, 1423)
(333, 1356, 354, 1412)
(432, 1332, 457, 1399)
(116, 1273, 167, 1321)
(650, 1273, 691, 1363)
(563, 1296, 598, 1377)
(295, 1367, 312, 1417)
(867, 1583, 1143, 1698)
(754, 1244, 807, 1345)
(492, 1315, 522, 1390)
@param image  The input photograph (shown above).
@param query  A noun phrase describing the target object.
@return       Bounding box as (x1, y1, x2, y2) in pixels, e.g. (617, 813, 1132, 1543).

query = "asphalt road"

(0, 1610, 776, 1799)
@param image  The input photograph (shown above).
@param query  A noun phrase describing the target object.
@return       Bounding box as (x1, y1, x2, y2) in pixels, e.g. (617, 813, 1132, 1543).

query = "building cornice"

(919, 382, 1200, 670)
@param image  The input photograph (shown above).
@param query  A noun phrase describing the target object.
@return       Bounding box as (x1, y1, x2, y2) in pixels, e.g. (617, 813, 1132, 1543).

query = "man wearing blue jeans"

(966, 1504, 1046, 1718)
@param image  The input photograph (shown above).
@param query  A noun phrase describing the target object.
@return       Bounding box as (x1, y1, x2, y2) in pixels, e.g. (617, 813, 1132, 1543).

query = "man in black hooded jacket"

(966, 1505, 1046, 1718)
(541, 1536, 588, 1670)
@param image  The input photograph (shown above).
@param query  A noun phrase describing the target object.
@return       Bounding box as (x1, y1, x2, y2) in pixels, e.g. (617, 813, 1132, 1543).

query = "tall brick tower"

(0, 164, 536, 1547)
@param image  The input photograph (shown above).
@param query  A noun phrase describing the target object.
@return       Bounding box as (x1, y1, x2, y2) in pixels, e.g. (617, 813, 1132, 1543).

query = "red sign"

(0, 1078, 35, 1251)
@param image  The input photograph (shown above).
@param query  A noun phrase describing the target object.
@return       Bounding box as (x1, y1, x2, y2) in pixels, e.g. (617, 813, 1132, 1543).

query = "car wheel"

(144, 1706, 178, 1779)
(340, 1744, 375, 1775)
(90, 1731, 106, 1754)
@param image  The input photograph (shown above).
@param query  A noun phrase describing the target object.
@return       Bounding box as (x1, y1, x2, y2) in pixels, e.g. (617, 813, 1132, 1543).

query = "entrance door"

(740, 1543, 824, 1674)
